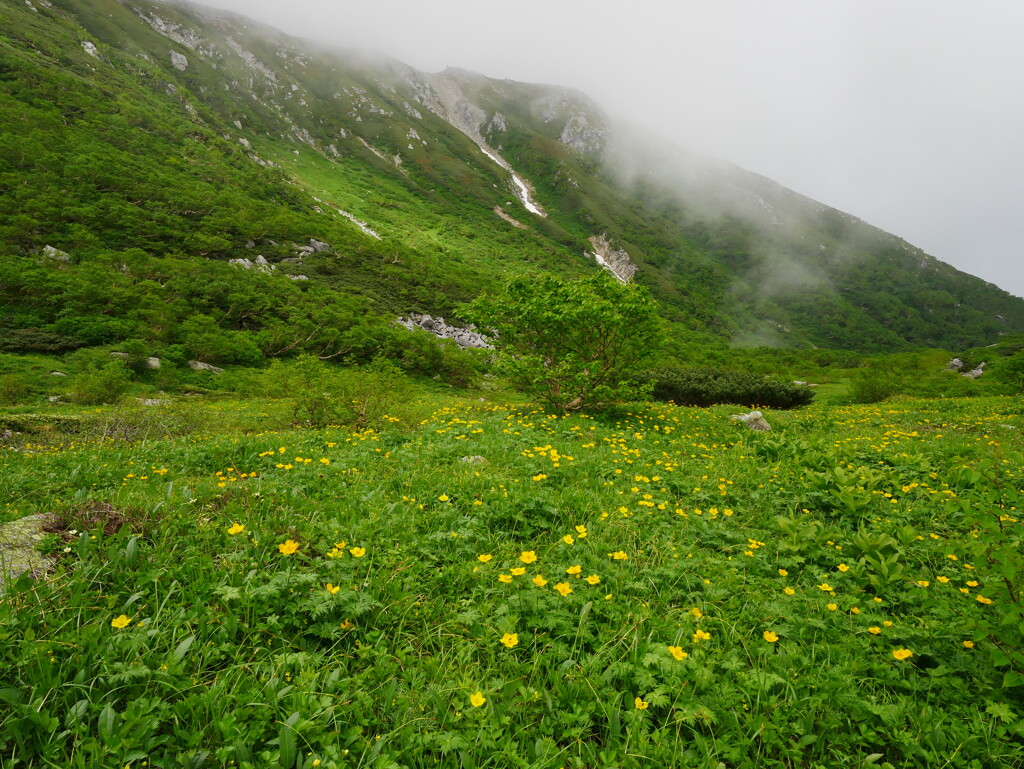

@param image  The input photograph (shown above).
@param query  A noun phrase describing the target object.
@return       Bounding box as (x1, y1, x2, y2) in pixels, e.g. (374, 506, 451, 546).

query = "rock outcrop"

(398, 314, 492, 349)
(188, 360, 225, 373)
(41, 245, 71, 262)
(229, 255, 275, 272)
(587, 235, 637, 283)
(963, 362, 986, 379)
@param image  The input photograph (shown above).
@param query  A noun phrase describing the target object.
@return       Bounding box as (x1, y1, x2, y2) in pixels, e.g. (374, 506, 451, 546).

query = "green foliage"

(993, 351, 1024, 394)
(848, 368, 900, 403)
(646, 367, 814, 409)
(468, 273, 661, 410)
(0, 374, 33, 406)
(63, 350, 133, 406)
(257, 355, 413, 429)
(2, 394, 1023, 767)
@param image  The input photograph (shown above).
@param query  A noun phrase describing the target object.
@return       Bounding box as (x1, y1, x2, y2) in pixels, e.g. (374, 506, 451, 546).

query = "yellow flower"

(553, 582, 573, 596)
(976, 595, 993, 605)
(584, 574, 601, 585)
(438, 494, 450, 502)
(850, 606, 860, 615)
(668, 645, 688, 661)
(498, 574, 513, 583)
(817, 582, 833, 592)
(778, 569, 789, 577)
(531, 474, 547, 481)
(937, 576, 950, 583)
(882, 620, 893, 627)
(519, 550, 537, 564)
(278, 539, 300, 556)
(111, 615, 132, 629)
(691, 607, 703, 619)
(562, 535, 575, 545)
(532, 574, 548, 587)
(478, 554, 493, 563)
(966, 580, 979, 587)
(575, 525, 588, 536)
(892, 648, 914, 661)
(470, 691, 486, 707)
(963, 640, 975, 649)
(227, 523, 245, 535)
(326, 583, 341, 594)
(783, 587, 796, 596)
(500, 632, 519, 648)
(868, 626, 881, 635)
(334, 541, 348, 549)
(610, 551, 629, 560)
(634, 697, 649, 710)
(693, 629, 711, 642)
(349, 547, 366, 558)
(763, 631, 779, 643)
(566, 565, 582, 576)
(837, 563, 850, 572)
(917, 580, 930, 588)
(510, 567, 526, 576)
(826, 603, 838, 612)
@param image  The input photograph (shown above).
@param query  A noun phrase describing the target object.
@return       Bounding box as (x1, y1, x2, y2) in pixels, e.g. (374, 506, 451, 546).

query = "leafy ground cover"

(1, 395, 1022, 767)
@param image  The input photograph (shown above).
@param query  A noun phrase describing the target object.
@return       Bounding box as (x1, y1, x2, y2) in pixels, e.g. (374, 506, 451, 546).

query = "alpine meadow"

(1, 1, 1023, 768)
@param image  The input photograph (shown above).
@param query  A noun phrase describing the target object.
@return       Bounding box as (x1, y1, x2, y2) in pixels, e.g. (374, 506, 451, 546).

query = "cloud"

(196, 0, 1024, 297)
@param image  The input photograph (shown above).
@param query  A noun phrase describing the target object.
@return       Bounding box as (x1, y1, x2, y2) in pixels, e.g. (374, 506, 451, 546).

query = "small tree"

(468, 272, 661, 411)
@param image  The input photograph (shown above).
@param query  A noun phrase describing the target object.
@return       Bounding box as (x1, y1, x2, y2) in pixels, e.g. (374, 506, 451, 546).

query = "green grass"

(2, 393, 1022, 767)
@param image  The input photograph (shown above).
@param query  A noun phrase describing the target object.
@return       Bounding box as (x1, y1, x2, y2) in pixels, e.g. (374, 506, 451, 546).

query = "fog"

(194, 0, 1024, 298)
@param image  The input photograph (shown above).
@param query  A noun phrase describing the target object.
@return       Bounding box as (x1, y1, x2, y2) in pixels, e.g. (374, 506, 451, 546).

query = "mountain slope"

(2, 0, 1022, 362)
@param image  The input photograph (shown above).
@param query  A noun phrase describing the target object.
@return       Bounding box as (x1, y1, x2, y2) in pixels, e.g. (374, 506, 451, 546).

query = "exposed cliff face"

(587, 235, 637, 284)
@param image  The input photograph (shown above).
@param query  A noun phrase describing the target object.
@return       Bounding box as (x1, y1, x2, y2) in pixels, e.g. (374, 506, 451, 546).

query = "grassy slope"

(2, 0, 1023, 362)
(2, 394, 1023, 766)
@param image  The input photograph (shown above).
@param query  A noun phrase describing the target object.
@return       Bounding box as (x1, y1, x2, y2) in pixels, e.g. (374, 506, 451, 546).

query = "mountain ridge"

(2, 0, 1022, 364)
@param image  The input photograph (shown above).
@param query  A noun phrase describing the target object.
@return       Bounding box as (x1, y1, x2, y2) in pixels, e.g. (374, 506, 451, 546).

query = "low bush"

(65, 360, 132, 405)
(248, 355, 414, 429)
(0, 374, 33, 405)
(645, 367, 814, 409)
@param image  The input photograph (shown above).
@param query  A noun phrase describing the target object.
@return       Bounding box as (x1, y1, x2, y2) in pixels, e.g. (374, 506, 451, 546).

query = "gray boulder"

(0, 514, 56, 592)
(730, 410, 772, 431)
(41, 245, 71, 262)
(946, 358, 964, 371)
(963, 362, 986, 380)
(188, 361, 225, 374)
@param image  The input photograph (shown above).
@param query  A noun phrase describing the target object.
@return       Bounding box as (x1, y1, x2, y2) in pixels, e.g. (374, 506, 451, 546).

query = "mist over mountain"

(2, 0, 1023, 360)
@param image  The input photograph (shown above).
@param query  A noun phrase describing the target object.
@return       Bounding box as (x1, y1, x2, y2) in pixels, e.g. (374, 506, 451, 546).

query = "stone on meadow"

(730, 410, 772, 431)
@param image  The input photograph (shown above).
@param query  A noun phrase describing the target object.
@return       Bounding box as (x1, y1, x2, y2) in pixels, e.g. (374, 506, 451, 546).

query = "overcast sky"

(197, 0, 1024, 298)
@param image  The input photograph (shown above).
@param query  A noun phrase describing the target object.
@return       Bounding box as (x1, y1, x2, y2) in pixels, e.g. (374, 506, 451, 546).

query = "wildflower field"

(1, 395, 1023, 768)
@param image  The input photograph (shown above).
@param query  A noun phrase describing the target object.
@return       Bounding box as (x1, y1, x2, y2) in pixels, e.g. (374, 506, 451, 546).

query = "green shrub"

(467, 273, 661, 411)
(0, 374, 33, 405)
(645, 367, 814, 409)
(847, 368, 900, 403)
(65, 353, 132, 405)
(257, 355, 413, 429)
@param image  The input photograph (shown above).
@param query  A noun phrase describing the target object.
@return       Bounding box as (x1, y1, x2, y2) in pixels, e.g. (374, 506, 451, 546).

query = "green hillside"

(2, 0, 1023, 367)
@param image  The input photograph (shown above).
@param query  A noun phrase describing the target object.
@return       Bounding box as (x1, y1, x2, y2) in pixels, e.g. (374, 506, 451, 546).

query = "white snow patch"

(480, 146, 545, 217)
(337, 210, 381, 240)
